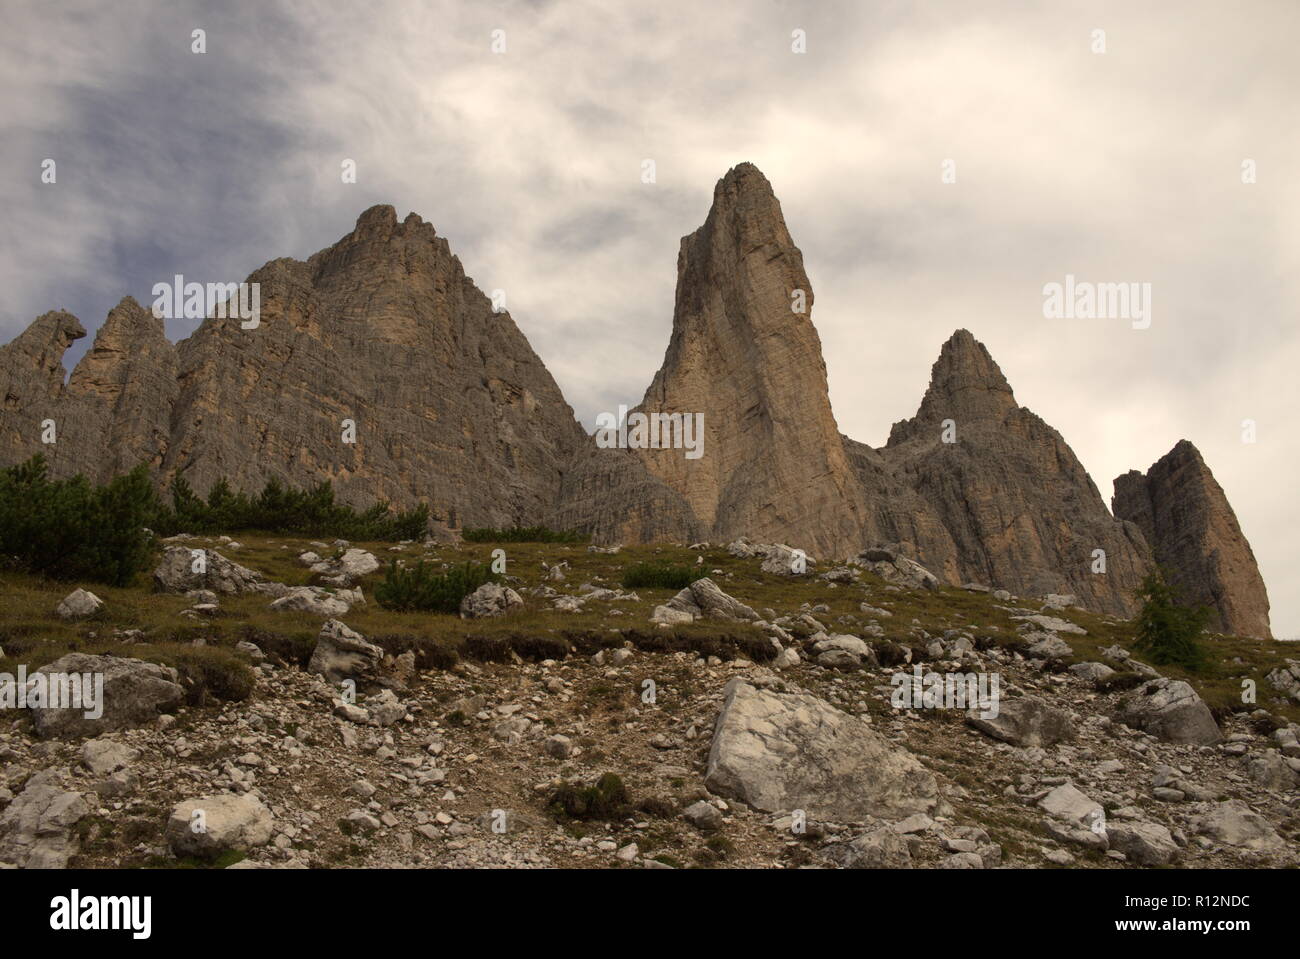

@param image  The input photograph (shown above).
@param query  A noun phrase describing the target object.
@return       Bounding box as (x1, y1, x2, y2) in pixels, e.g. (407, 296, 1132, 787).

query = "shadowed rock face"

(868, 330, 1155, 618)
(0, 208, 588, 540)
(158, 206, 587, 538)
(1114, 441, 1272, 638)
(0, 165, 1271, 631)
(67, 297, 178, 477)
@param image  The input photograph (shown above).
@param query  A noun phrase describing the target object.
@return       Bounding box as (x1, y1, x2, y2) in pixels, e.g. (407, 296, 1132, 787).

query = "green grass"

(1, 533, 1294, 731)
(461, 525, 588, 544)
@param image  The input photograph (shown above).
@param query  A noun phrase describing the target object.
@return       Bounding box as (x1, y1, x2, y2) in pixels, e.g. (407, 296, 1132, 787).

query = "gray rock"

(667, 578, 757, 622)
(1107, 821, 1180, 866)
(825, 826, 913, 868)
(761, 544, 812, 576)
(26, 653, 184, 739)
(55, 588, 103, 620)
(1114, 678, 1221, 745)
(307, 619, 384, 686)
(1039, 782, 1107, 849)
(165, 793, 274, 859)
(704, 678, 942, 821)
(0, 770, 90, 868)
(459, 582, 524, 619)
(1025, 634, 1074, 661)
(683, 800, 723, 832)
(269, 585, 351, 616)
(544, 734, 573, 759)
(1014, 614, 1088, 635)
(966, 696, 1076, 748)
(153, 546, 266, 595)
(1242, 750, 1298, 791)
(81, 739, 140, 776)
(1192, 800, 1285, 855)
(310, 548, 381, 587)
(1069, 662, 1117, 684)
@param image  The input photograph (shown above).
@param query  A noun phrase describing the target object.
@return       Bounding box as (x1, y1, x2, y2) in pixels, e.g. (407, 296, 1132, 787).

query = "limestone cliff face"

(876, 330, 1154, 617)
(0, 310, 103, 480)
(67, 297, 178, 477)
(569, 163, 869, 558)
(0, 165, 1274, 631)
(1114, 441, 1272, 638)
(159, 206, 587, 537)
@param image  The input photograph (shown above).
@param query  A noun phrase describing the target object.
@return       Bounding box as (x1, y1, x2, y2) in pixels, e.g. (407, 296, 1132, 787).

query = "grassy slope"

(1, 535, 1295, 725)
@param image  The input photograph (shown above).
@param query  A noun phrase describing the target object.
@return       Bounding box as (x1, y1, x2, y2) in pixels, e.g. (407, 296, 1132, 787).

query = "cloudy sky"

(3, 0, 1297, 635)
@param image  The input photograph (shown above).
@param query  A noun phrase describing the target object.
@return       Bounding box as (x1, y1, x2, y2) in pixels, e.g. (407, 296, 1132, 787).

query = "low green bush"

(373, 560, 497, 613)
(620, 561, 695, 590)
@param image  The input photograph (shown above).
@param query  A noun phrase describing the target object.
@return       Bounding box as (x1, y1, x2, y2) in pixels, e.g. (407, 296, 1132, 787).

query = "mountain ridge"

(0, 164, 1272, 637)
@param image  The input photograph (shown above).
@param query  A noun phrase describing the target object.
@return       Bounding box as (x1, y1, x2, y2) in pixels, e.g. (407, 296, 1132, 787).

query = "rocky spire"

(625, 162, 868, 557)
(881, 329, 1153, 616)
(67, 297, 178, 475)
(1114, 440, 1272, 638)
(0, 310, 92, 477)
(0, 310, 85, 399)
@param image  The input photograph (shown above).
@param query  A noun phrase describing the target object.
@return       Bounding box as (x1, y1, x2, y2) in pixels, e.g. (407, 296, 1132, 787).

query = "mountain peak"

(1, 310, 85, 381)
(624, 163, 866, 557)
(933, 328, 1014, 396)
(888, 330, 1017, 445)
(1114, 440, 1271, 638)
(355, 203, 398, 233)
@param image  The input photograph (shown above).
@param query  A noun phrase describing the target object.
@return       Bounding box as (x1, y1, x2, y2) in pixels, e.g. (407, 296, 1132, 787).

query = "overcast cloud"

(2, 0, 1297, 634)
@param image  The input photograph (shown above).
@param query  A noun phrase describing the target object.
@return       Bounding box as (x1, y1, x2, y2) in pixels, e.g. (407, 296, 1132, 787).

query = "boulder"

(269, 586, 351, 617)
(310, 548, 381, 587)
(459, 582, 524, 619)
(153, 546, 266, 595)
(1114, 678, 1221, 745)
(165, 793, 274, 859)
(851, 548, 939, 590)
(54, 588, 103, 620)
(651, 605, 695, 626)
(27, 653, 184, 739)
(1039, 782, 1107, 849)
(1107, 821, 1180, 866)
(1192, 800, 1286, 855)
(1024, 633, 1074, 661)
(761, 544, 812, 576)
(682, 801, 723, 832)
(1069, 662, 1117, 684)
(0, 770, 89, 868)
(81, 739, 140, 776)
(965, 696, 1076, 748)
(307, 619, 384, 686)
(704, 679, 941, 821)
(666, 578, 757, 622)
(1014, 614, 1087, 635)
(824, 826, 913, 868)
(1242, 750, 1299, 791)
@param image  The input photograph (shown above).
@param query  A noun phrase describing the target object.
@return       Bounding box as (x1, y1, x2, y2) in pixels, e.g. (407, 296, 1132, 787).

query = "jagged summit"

(888, 329, 1016, 445)
(572, 160, 868, 559)
(1114, 440, 1272, 638)
(0, 167, 1273, 633)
